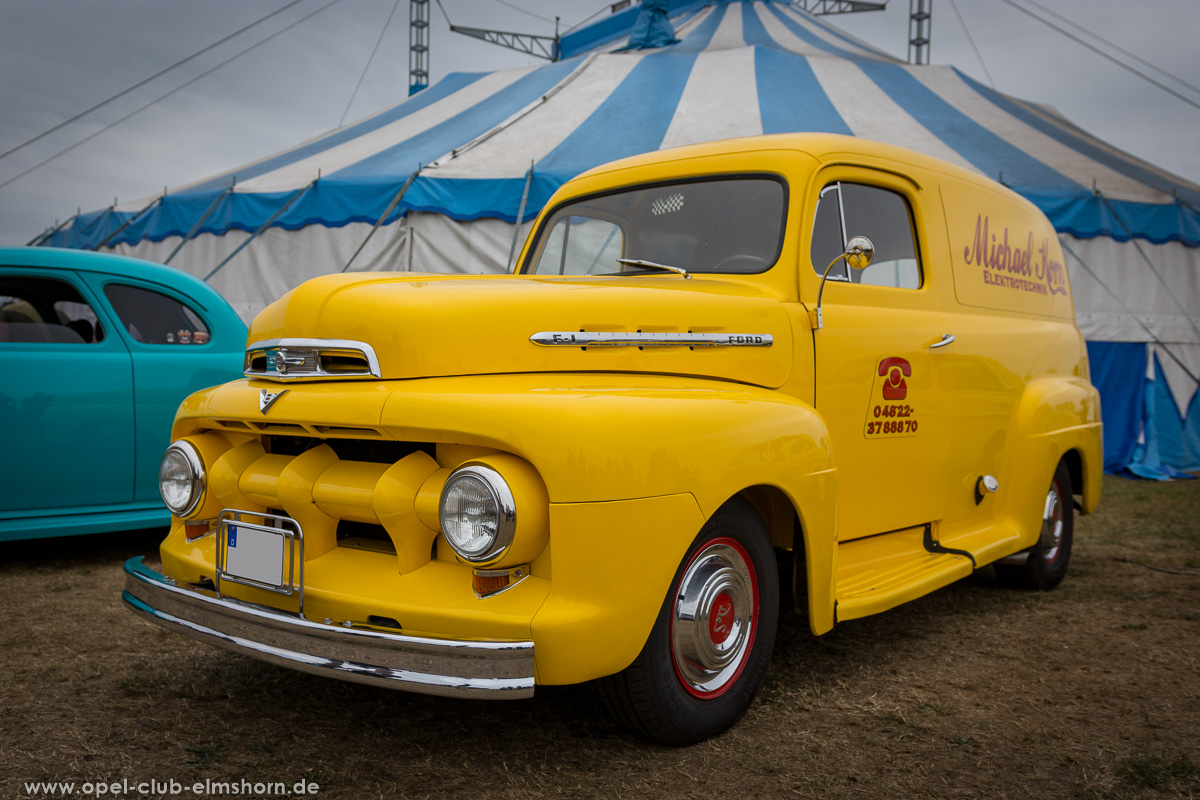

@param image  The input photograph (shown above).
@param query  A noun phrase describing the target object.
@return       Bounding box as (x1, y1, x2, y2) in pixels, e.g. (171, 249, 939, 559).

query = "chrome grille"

(244, 338, 381, 381)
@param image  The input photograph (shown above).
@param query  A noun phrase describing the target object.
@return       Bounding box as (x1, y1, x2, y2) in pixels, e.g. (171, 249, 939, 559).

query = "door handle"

(929, 333, 955, 349)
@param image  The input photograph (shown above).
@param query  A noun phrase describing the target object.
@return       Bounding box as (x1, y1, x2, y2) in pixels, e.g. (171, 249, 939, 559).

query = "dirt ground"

(2, 475, 1198, 800)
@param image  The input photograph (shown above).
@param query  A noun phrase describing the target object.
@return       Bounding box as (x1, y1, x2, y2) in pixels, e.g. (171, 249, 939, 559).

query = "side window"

(810, 182, 922, 290)
(0, 276, 105, 344)
(533, 216, 624, 275)
(103, 284, 210, 345)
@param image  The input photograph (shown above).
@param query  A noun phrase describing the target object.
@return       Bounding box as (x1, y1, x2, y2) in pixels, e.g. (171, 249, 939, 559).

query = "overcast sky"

(1, 0, 1197, 246)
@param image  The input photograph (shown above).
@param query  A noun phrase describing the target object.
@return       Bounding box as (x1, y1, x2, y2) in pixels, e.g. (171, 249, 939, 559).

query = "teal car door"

(0, 270, 136, 512)
(81, 274, 247, 504)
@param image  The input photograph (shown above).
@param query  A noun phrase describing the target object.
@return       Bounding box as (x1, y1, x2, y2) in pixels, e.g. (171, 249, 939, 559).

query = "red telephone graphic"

(878, 357, 911, 401)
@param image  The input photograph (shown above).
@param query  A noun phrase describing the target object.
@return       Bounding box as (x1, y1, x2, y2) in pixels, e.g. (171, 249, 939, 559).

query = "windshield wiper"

(616, 258, 691, 279)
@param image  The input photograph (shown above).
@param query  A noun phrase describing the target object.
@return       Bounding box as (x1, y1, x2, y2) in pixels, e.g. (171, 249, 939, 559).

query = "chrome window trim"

(244, 338, 382, 380)
(530, 331, 773, 348)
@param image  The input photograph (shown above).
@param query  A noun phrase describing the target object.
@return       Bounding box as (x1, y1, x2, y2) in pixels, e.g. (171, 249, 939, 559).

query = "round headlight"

(438, 465, 516, 562)
(159, 440, 204, 517)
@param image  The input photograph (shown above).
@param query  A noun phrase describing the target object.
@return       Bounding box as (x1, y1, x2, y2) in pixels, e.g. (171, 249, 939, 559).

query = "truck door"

(803, 171, 956, 541)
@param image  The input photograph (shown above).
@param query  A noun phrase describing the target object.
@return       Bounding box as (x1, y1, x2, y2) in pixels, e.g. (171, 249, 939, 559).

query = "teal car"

(0, 247, 247, 540)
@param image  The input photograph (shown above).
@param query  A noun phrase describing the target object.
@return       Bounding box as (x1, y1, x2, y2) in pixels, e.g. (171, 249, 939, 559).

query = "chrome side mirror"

(814, 235, 874, 329)
(843, 236, 874, 270)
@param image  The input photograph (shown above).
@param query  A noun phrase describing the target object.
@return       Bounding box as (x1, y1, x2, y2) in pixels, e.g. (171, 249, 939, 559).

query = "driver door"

(803, 170, 955, 541)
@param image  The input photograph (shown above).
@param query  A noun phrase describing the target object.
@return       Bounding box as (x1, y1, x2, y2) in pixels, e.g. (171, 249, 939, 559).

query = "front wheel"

(995, 459, 1073, 590)
(600, 497, 780, 745)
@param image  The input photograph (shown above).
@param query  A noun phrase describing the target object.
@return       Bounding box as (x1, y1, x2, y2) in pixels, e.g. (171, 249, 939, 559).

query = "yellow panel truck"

(124, 134, 1101, 744)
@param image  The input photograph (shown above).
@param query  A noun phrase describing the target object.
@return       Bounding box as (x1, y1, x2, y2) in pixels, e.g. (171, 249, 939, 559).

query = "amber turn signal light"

(184, 520, 212, 541)
(471, 565, 529, 598)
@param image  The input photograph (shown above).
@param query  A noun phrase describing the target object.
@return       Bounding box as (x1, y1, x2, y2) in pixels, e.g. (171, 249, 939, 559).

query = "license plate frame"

(216, 509, 304, 613)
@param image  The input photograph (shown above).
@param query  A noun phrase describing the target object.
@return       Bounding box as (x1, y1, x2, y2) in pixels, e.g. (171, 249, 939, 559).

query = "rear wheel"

(600, 498, 779, 745)
(995, 459, 1073, 590)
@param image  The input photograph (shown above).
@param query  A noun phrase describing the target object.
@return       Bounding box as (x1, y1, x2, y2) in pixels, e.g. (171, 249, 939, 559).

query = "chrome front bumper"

(121, 557, 535, 699)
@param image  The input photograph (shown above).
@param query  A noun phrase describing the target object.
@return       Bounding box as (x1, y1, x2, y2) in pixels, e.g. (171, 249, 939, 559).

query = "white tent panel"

(661, 47, 763, 148)
(807, 58, 981, 173)
(912, 69, 1172, 204)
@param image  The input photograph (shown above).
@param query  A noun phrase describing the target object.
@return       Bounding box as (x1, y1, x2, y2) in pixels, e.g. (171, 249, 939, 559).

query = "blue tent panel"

(954, 69, 1200, 209)
(1086, 340, 1145, 473)
(535, 51, 698, 178)
(755, 48, 852, 135)
(1026, 192, 1200, 248)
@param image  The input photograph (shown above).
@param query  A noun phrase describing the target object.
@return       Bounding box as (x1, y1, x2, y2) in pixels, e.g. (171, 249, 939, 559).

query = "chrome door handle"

(929, 334, 956, 349)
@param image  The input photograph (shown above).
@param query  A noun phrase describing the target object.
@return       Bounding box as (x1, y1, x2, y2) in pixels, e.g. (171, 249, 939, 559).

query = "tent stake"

(93, 194, 163, 251)
(341, 169, 420, 273)
(1059, 237, 1198, 385)
(506, 163, 534, 273)
(203, 180, 313, 283)
(1099, 193, 1200, 345)
(164, 186, 234, 265)
(28, 215, 73, 247)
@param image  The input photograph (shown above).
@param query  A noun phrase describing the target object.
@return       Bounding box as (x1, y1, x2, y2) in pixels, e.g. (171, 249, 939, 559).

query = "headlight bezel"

(159, 440, 205, 518)
(438, 465, 517, 563)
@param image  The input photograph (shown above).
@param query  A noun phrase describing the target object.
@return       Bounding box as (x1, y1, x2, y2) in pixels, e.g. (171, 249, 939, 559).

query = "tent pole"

(203, 181, 313, 283)
(93, 194, 163, 251)
(1099, 194, 1200, 344)
(341, 169, 420, 273)
(1060, 237, 1198, 385)
(506, 163, 534, 273)
(164, 186, 234, 265)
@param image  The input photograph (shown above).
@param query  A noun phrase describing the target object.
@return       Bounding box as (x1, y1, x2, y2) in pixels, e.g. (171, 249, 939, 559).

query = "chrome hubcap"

(671, 539, 758, 698)
(1040, 480, 1064, 562)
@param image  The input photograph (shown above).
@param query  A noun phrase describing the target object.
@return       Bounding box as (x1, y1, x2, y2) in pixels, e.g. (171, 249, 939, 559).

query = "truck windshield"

(523, 177, 787, 276)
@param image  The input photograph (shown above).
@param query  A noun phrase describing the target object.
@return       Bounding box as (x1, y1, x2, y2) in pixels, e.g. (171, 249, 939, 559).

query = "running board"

(835, 525, 974, 622)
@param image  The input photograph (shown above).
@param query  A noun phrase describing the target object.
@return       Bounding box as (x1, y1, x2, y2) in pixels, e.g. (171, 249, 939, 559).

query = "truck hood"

(247, 273, 793, 388)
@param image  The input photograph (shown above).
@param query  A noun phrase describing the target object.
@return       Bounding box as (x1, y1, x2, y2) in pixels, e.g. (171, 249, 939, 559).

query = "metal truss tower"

(448, 23, 559, 61)
(908, 0, 932, 65)
(794, 0, 886, 12)
(409, 0, 429, 95)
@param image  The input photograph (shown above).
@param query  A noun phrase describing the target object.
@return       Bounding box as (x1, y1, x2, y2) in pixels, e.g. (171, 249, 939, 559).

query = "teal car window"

(0, 276, 104, 343)
(104, 283, 210, 345)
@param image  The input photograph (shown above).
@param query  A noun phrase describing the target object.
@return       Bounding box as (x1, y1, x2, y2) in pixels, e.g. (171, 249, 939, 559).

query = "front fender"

(374, 373, 838, 679)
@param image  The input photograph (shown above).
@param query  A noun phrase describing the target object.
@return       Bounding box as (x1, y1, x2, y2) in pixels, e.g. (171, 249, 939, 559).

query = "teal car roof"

(0, 246, 233, 312)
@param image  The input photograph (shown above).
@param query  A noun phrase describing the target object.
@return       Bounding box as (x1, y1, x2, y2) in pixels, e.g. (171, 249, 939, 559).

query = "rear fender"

(999, 376, 1102, 550)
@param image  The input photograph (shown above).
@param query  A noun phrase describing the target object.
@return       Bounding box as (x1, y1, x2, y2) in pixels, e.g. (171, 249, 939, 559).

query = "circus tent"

(40, 0, 1200, 475)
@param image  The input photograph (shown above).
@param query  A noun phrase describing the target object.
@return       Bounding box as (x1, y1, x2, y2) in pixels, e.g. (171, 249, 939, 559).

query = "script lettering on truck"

(962, 214, 1068, 297)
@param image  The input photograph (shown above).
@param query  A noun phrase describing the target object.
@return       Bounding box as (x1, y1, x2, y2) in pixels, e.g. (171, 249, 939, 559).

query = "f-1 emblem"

(259, 388, 289, 414)
(273, 348, 305, 375)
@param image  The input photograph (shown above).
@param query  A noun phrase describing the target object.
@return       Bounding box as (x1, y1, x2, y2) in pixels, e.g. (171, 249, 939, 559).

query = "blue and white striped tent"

(44, 0, 1200, 476)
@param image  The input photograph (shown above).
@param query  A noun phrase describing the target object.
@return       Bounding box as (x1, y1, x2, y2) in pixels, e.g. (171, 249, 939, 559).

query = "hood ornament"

(259, 388, 290, 414)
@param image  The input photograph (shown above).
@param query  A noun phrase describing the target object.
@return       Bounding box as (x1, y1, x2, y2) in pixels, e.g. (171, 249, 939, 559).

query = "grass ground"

(1, 475, 1197, 799)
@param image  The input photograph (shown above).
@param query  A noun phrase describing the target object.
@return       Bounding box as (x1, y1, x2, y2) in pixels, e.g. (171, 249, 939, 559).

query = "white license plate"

(223, 522, 286, 587)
